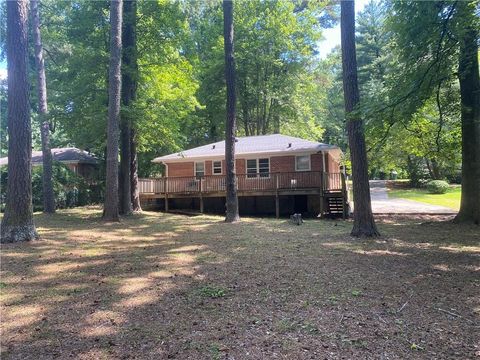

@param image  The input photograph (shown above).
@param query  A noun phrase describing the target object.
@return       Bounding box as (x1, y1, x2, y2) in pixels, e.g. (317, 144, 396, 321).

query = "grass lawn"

(387, 187, 461, 210)
(1, 207, 479, 359)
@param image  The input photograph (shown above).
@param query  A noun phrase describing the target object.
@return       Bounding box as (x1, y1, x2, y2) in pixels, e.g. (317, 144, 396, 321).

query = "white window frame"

(246, 158, 270, 179)
(295, 154, 311, 172)
(212, 160, 222, 175)
(195, 161, 205, 177)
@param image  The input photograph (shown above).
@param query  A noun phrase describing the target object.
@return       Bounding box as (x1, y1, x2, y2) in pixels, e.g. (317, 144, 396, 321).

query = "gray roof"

(0, 147, 99, 166)
(153, 134, 339, 163)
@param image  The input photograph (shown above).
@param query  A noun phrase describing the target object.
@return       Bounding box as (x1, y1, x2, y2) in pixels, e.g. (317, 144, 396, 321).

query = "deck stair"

(323, 191, 349, 218)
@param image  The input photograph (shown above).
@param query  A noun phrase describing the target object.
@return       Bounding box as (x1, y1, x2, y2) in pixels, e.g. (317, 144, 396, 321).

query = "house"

(140, 134, 348, 217)
(0, 147, 99, 180)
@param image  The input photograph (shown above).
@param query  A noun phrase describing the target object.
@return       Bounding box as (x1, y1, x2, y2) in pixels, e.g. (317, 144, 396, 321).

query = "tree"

(223, 0, 240, 223)
(41, 1, 111, 153)
(31, 0, 55, 213)
(103, 0, 123, 221)
(119, 0, 136, 215)
(1, 0, 39, 243)
(233, 0, 325, 137)
(31, 0, 196, 179)
(355, 0, 389, 92)
(124, 0, 141, 212)
(381, 1, 479, 223)
(354, 2, 461, 182)
(185, 0, 328, 145)
(340, 0, 379, 237)
(454, 1, 480, 224)
(130, 128, 142, 211)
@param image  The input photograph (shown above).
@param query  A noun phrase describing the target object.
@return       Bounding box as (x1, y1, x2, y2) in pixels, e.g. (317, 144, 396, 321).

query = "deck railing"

(139, 171, 344, 195)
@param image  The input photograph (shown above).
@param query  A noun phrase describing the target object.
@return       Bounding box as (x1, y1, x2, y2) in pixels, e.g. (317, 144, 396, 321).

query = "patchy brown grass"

(1, 207, 479, 359)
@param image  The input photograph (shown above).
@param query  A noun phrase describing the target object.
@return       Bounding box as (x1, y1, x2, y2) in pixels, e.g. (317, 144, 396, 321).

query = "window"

(258, 158, 269, 177)
(295, 155, 311, 171)
(195, 162, 205, 177)
(246, 159, 257, 178)
(212, 161, 222, 175)
(246, 158, 270, 178)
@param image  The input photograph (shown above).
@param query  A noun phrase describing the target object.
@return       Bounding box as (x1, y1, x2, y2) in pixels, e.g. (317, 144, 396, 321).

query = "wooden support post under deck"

(164, 178, 169, 212)
(275, 193, 280, 219)
(199, 178, 204, 213)
(319, 193, 324, 218)
(275, 174, 279, 219)
(341, 173, 348, 219)
(319, 172, 325, 218)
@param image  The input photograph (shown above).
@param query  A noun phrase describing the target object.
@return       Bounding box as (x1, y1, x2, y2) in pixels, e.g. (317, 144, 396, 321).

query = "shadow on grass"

(1, 208, 478, 359)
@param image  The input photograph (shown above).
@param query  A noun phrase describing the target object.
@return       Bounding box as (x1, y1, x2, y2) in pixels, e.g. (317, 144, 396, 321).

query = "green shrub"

(1, 162, 103, 212)
(426, 180, 450, 194)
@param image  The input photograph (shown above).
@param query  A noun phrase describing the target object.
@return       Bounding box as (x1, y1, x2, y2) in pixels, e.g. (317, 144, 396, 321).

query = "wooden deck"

(139, 171, 348, 218)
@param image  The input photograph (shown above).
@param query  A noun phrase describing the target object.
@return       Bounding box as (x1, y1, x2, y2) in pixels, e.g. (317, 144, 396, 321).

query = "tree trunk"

(31, 0, 55, 214)
(340, 0, 379, 237)
(119, 117, 131, 215)
(425, 158, 434, 179)
(455, 6, 480, 224)
(1, 0, 39, 243)
(130, 128, 142, 211)
(430, 158, 440, 180)
(223, 0, 240, 223)
(103, 0, 123, 221)
(119, 0, 136, 215)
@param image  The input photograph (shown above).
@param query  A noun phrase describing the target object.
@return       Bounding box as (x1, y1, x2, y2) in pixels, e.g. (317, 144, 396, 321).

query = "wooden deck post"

(164, 178, 169, 212)
(199, 177, 204, 213)
(341, 172, 348, 219)
(275, 174, 280, 219)
(319, 172, 324, 218)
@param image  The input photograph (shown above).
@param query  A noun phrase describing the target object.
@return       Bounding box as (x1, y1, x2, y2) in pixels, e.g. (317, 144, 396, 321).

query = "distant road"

(368, 180, 456, 214)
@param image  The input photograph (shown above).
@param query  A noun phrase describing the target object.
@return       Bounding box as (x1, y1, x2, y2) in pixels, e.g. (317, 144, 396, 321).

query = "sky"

(317, 0, 370, 58)
(0, 0, 370, 79)
(0, 60, 5, 80)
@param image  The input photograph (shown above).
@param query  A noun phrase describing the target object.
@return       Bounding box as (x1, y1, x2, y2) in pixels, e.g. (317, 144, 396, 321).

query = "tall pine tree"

(1, 0, 39, 242)
(31, 0, 55, 214)
(103, 0, 123, 221)
(119, 0, 136, 215)
(223, 0, 240, 223)
(341, 0, 379, 237)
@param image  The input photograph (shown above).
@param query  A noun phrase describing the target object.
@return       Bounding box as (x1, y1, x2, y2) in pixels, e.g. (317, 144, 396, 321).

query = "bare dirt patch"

(1, 207, 479, 359)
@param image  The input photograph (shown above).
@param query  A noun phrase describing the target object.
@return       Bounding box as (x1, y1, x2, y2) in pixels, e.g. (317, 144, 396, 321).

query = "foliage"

(317, 48, 348, 151)
(0, 0, 469, 185)
(198, 285, 227, 298)
(1, 163, 101, 212)
(310, 1, 464, 181)
(356, 0, 390, 94)
(185, 0, 334, 145)
(20, 0, 199, 177)
(233, 0, 325, 137)
(134, 59, 199, 174)
(426, 180, 450, 195)
(348, 0, 462, 181)
(1, 0, 343, 179)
